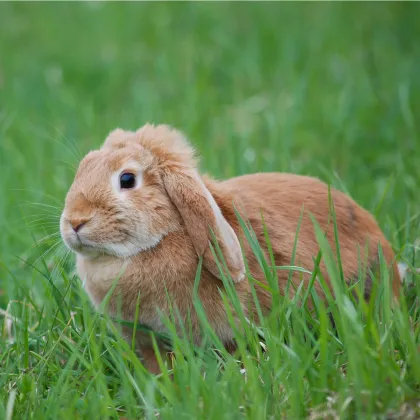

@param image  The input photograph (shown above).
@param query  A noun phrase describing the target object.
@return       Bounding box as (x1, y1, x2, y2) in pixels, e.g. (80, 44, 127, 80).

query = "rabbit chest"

(76, 232, 203, 335)
(76, 230, 245, 345)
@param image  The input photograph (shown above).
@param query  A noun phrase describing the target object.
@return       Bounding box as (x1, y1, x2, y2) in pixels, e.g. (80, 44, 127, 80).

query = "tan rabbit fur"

(60, 124, 401, 374)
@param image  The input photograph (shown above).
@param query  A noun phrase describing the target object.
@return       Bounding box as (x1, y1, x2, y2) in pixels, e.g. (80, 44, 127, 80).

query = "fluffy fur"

(60, 124, 401, 373)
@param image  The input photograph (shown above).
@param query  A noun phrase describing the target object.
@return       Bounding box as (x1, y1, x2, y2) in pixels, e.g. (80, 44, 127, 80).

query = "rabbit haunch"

(60, 124, 401, 374)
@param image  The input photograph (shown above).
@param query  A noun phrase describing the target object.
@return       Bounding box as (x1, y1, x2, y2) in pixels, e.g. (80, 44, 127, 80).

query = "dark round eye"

(120, 173, 136, 189)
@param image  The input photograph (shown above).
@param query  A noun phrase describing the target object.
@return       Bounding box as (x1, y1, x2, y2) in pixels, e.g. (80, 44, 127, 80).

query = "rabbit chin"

(64, 234, 164, 259)
(100, 236, 164, 258)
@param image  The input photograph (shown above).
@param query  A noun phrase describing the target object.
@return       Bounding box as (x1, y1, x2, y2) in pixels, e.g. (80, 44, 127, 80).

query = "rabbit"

(60, 124, 401, 374)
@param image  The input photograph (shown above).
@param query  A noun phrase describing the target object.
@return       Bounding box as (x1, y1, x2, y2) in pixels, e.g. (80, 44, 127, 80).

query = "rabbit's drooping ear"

(163, 168, 245, 283)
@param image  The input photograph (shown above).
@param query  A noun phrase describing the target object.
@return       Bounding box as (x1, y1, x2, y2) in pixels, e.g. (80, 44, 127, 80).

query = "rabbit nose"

(69, 218, 89, 233)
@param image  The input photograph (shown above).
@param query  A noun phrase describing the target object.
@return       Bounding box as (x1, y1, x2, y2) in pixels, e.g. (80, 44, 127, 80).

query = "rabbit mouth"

(64, 236, 101, 255)
(60, 229, 104, 256)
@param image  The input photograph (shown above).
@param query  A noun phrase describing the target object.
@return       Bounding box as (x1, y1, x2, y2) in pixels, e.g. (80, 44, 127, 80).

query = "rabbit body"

(61, 125, 400, 373)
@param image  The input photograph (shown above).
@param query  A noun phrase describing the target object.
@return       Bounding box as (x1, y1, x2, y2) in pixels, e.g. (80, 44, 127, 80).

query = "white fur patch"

(398, 262, 408, 284)
(104, 235, 164, 258)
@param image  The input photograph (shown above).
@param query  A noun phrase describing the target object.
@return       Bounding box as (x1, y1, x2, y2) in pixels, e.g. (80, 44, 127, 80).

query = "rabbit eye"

(120, 173, 136, 189)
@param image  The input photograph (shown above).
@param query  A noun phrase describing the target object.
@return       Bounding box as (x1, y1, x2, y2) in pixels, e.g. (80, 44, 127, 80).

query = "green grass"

(1, 2, 420, 419)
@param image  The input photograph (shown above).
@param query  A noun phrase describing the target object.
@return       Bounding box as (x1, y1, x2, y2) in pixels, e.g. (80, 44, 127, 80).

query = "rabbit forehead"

(76, 146, 151, 178)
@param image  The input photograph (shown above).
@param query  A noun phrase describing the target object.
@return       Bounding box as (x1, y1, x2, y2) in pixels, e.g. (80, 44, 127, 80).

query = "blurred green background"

(1, 2, 419, 303)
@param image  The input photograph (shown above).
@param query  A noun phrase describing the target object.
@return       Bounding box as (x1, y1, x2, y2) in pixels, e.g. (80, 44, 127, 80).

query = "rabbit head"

(60, 124, 245, 281)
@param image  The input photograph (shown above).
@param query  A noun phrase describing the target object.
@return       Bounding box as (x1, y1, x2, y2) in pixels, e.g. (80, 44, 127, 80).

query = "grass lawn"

(1, 2, 420, 419)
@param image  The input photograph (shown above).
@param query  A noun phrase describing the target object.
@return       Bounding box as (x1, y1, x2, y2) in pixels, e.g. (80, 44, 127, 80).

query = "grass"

(1, 2, 420, 419)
